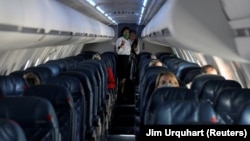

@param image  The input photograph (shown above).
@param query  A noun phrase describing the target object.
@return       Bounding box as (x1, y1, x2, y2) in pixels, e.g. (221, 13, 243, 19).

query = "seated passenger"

(23, 72, 41, 86)
(149, 59, 163, 67)
(155, 70, 180, 89)
(186, 64, 218, 88)
(92, 53, 116, 89)
(201, 64, 218, 75)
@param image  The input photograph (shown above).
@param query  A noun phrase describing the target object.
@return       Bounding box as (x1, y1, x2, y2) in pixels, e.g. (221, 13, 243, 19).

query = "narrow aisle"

(107, 95, 136, 141)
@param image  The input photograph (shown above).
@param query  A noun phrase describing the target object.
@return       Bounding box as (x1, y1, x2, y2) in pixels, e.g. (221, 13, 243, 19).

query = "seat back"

(59, 71, 94, 130)
(144, 87, 197, 125)
(214, 89, 250, 124)
(190, 74, 225, 97)
(200, 80, 242, 104)
(0, 75, 27, 96)
(234, 103, 250, 125)
(45, 60, 67, 72)
(25, 67, 52, 84)
(183, 69, 201, 84)
(0, 97, 60, 141)
(45, 76, 86, 141)
(37, 64, 61, 77)
(148, 100, 224, 125)
(24, 85, 75, 141)
(0, 119, 27, 141)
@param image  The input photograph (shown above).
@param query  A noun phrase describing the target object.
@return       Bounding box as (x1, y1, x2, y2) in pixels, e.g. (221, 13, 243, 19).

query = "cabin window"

(44, 57, 50, 63)
(24, 60, 31, 70)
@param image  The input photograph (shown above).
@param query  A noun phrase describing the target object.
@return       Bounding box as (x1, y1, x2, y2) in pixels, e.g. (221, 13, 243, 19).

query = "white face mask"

(158, 83, 175, 88)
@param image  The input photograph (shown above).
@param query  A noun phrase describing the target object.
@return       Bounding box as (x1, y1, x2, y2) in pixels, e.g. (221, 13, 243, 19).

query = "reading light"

(86, 0, 117, 25)
(86, 0, 96, 6)
(138, 0, 148, 25)
(96, 6, 105, 14)
(143, 0, 148, 7)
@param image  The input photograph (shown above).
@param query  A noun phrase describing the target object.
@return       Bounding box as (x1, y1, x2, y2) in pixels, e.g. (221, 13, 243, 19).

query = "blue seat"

(214, 88, 250, 124)
(147, 100, 225, 125)
(200, 80, 242, 104)
(0, 75, 27, 96)
(59, 58, 78, 70)
(138, 67, 168, 117)
(67, 67, 100, 116)
(0, 97, 60, 141)
(23, 85, 76, 141)
(0, 119, 27, 141)
(37, 63, 61, 77)
(58, 71, 96, 141)
(65, 56, 85, 65)
(45, 76, 86, 141)
(25, 67, 52, 84)
(235, 103, 250, 125)
(78, 60, 107, 113)
(174, 62, 200, 81)
(66, 67, 103, 140)
(155, 52, 172, 61)
(183, 69, 201, 84)
(164, 58, 183, 70)
(77, 51, 99, 60)
(190, 74, 225, 97)
(144, 87, 198, 125)
(46, 60, 67, 72)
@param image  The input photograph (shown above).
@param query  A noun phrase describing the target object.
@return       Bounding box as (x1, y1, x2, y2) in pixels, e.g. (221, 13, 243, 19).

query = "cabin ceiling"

(58, 0, 167, 26)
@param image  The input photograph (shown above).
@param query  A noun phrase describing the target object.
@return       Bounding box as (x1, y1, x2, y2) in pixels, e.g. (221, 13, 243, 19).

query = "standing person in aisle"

(115, 27, 131, 101)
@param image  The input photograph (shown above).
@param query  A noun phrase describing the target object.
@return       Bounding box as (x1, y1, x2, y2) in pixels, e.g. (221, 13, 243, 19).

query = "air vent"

(113, 11, 136, 15)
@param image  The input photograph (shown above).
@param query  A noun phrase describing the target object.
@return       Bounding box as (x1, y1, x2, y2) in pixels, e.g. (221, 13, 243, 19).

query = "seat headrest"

(58, 71, 93, 98)
(144, 87, 198, 124)
(25, 67, 52, 83)
(0, 97, 58, 128)
(0, 119, 27, 141)
(175, 62, 200, 79)
(24, 84, 74, 108)
(0, 76, 27, 96)
(45, 76, 83, 95)
(183, 69, 202, 84)
(151, 100, 224, 125)
(214, 89, 250, 117)
(190, 74, 225, 96)
(200, 80, 242, 103)
(46, 60, 67, 72)
(37, 64, 61, 77)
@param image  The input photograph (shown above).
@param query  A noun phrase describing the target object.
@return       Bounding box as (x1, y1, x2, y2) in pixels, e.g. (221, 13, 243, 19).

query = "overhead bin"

(0, 0, 114, 51)
(142, 0, 249, 62)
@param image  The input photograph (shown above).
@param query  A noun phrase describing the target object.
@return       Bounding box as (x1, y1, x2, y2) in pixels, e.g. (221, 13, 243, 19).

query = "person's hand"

(120, 40, 125, 47)
(133, 47, 138, 52)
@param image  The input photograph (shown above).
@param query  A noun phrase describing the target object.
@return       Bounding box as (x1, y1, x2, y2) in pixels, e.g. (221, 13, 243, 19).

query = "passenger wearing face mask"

(155, 70, 180, 89)
(115, 27, 132, 101)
